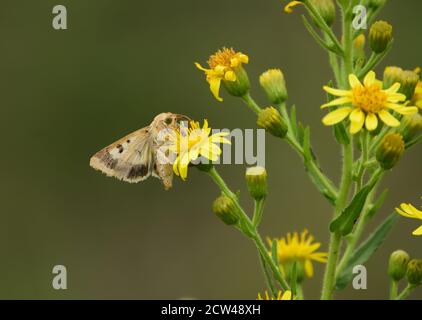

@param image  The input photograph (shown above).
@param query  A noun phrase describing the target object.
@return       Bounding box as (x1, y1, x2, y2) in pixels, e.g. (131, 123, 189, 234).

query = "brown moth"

(89, 112, 189, 190)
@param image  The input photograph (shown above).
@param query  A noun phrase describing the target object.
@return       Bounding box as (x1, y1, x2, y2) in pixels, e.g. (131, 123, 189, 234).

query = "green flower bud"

(309, 0, 336, 27)
(245, 166, 268, 200)
(283, 261, 306, 284)
(259, 69, 288, 104)
(257, 107, 288, 138)
(212, 194, 239, 226)
(369, 21, 393, 54)
(376, 133, 405, 170)
(388, 250, 410, 281)
(400, 113, 422, 143)
(397, 70, 420, 101)
(406, 259, 422, 286)
(368, 0, 387, 10)
(383, 66, 403, 89)
(223, 66, 250, 98)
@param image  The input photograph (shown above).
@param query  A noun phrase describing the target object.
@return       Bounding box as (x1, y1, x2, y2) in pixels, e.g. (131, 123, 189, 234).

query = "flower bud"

(283, 261, 306, 284)
(400, 113, 422, 143)
(257, 107, 288, 138)
(260, 69, 288, 104)
(368, 0, 387, 10)
(376, 133, 405, 170)
(388, 250, 410, 281)
(354, 34, 366, 51)
(245, 166, 268, 200)
(383, 66, 403, 89)
(369, 21, 393, 54)
(222, 65, 250, 98)
(406, 259, 422, 286)
(212, 194, 239, 225)
(309, 0, 336, 27)
(397, 70, 420, 101)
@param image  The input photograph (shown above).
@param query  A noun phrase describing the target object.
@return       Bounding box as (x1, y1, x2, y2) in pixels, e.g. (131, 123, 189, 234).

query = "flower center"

(352, 84, 387, 113)
(208, 48, 237, 69)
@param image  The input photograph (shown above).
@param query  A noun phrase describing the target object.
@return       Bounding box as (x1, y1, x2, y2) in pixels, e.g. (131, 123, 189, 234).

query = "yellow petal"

(238, 53, 249, 64)
(383, 83, 401, 95)
(323, 86, 352, 97)
(365, 113, 378, 131)
(412, 225, 422, 236)
(386, 93, 406, 103)
(224, 70, 236, 81)
(284, 1, 303, 13)
(378, 110, 400, 127)
(322, 107, 352, 125)
(194, 62, 208, 72)
(304, 260, 314, 278)
(281, 291, 292, 300)
(209, 78, 223, 102)
(363, 71, 376, 87)
(349, 74, 363, 89)
(394, 106, 418, 115)
(321, 97, 352, 109)
(349, 108, 365, 134)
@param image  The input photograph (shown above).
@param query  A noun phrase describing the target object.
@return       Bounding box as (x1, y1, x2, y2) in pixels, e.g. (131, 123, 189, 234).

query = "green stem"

(259, 253, 278, 297)
(335, 169, 384, 276)
(357, 42, 393, 79)
(253, 199, 265, 227)
(296, 284, 304, 300)
(304, 0, 343, 55)
(242, 93, 262, 115)
(278, 103, 338, 201)
(389, 280, 398, 300)
(321, 141, 353, 300)
(207, 167, 290, 291)
(396, 284, 416, 300)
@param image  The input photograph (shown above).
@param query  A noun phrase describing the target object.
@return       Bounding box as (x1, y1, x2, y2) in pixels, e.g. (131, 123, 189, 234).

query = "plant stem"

(321, 141, 353, 300)
(396, 284, 416, 300)
(253, 199, 265, 227)
(207, 167, 290, 291)
(336, 169, 384, 275)
(242, 93, 262, 115)
(296, 284, 305, 300)
(389, 280, 398, 300)
(258, 253, 278, 297)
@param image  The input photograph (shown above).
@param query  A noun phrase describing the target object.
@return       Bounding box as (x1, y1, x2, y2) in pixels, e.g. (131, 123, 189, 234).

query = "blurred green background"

(0, 0, 421, 299)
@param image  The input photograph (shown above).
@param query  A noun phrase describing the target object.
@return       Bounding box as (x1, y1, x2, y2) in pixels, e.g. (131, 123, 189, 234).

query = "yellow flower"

(396, 197, 422, 236)
(195, 48, 249, 102)
(322, 71, 419, 134)
(412, 81, 422, 109)
(168, 120, 230, 180)
(284, 1, 303, 13)
(257, 290, 293, 300)
(268, 229, 327, 278)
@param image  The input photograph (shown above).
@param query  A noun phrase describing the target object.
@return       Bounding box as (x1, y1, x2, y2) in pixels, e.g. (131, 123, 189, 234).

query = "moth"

(89, 112, 189, 190)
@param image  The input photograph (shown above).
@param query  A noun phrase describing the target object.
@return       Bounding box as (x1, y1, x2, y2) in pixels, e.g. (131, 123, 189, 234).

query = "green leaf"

(302, 15, 343, 55)
(330, 182, 376, 235)
(335, 213, 399, 290)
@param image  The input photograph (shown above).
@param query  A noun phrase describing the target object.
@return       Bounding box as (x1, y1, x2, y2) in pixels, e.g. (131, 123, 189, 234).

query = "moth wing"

(89, 127, 154, 183)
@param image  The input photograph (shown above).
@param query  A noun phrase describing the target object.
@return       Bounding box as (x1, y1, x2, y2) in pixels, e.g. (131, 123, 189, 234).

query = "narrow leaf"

(335, 213, 399, 290)
(330, 181, 376, 235)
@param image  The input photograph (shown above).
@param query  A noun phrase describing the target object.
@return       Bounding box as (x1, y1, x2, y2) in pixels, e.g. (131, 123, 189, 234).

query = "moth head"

(153, 112, 191, 128)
